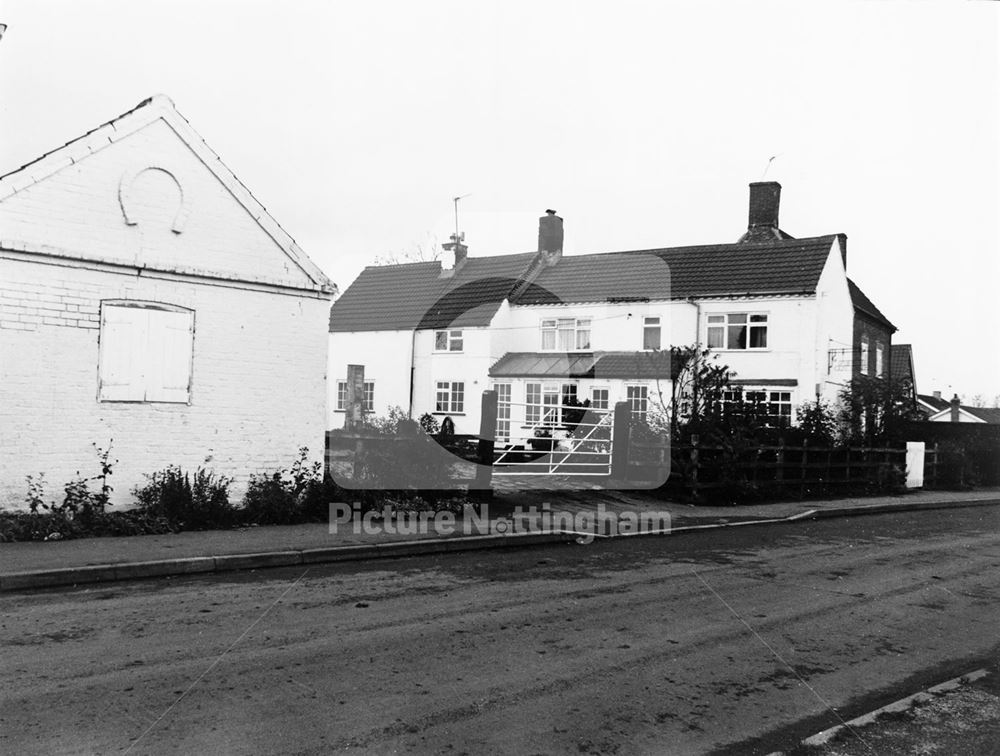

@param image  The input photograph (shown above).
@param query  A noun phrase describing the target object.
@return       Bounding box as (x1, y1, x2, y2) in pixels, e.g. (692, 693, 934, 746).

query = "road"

(2, 507, 999, 755)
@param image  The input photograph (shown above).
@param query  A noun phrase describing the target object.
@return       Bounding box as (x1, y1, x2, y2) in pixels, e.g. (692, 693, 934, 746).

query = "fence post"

(929, 442, 939, 488)
(345, 364, 365, 430)
(800, 439, 808, 498)
(473, 390, 498, 500)
(689, 434, 700, 498)
(611, 401, 631, 480)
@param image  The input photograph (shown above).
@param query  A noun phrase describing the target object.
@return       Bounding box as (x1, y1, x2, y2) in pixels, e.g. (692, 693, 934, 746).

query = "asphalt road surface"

(2, 507, 999, 755)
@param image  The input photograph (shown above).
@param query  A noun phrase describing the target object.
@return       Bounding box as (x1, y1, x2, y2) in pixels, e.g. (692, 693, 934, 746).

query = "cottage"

(0, 95, 335, 507)
(328, 182, 894, 439)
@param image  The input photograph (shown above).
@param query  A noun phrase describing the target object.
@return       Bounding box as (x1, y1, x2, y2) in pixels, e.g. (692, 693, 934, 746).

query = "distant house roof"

(848, 279, 896, 332)
(917, 394, 1000, 424)
(968, 407, 1000, 424)
(488, 351, 683, 380)
(330, 235, 839, 332)
(918, 393, 951, 412)
(890, 344, 915, 390)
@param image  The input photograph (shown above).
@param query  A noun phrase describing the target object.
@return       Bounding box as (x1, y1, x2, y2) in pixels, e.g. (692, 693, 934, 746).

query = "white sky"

(1, 0, 997, 399)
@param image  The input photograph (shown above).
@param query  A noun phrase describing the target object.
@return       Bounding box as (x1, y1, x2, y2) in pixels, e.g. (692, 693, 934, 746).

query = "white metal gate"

(492, 400, 614, 476)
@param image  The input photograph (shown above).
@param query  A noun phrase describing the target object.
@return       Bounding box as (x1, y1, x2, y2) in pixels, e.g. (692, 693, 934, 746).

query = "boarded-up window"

(98, 302, 194, 403)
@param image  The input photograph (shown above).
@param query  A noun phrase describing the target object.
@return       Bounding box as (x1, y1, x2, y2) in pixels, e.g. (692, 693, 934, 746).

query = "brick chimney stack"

(538, 209, 563, 266)
(748, 181, 781, 232)
(950, 394, 961, 422)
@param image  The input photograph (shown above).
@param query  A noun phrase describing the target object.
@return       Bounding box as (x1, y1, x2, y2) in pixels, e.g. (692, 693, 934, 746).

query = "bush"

(935, 440, 980, 489)
(241, 447, 326, 525)
(133, 466, 236, 530)
(418, 413, 440, 435)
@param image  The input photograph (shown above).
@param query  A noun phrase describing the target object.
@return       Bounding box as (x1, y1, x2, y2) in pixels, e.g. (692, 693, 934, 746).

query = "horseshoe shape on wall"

(118, 166, 190, 233)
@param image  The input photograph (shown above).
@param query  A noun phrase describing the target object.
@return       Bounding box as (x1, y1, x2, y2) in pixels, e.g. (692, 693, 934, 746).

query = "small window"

(434, 329, 463, 352)
(706, 313, 767, 350)
(643, 316, 661, 350)
(435, 381, 465, 413)
(860, 336, 870, 376)
(591, 387, 609, 410)
(98, 302, 194, 403)
(336, 380, 375, 411)
(875, 341, 885, 378)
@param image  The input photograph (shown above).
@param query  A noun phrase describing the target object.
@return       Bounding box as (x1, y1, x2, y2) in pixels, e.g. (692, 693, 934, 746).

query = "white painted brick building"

(0, 95, 336, 508)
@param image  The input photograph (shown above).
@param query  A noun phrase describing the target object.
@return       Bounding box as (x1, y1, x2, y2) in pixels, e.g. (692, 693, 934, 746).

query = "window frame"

(335, 380, 375, 412)
(433, 329, 464, 353)
(591, 386, 610, 411)
(720, 387, 794, 426)
(860, 335, 870, 376)
(706, 312, 769, 351)
(643, 316, 661, 351)
(97, 300, 195, 404)
(434, 381, 465, 414)
(626, 384, 649, 420)
(875, 341, 885, 378)
(540, 317, 592, 351)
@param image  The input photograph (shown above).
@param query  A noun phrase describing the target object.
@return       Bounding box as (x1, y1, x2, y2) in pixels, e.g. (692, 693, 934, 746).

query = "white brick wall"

(0, 118, 316, 290)
(0, 257, 329, 509)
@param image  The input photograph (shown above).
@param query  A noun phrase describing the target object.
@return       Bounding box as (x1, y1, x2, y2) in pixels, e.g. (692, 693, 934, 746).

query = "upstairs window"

(707, 313, 768, 350)
(541, 317, 591, 351)
(435, 381, 465, 413)
(875, 341, 885, 378)
(98, 302, 194, 403)
(643, 316, 661, 350)
(434, 329, 464, 352)
(336, 380, 375, 412)
(860, 336, 870, 375)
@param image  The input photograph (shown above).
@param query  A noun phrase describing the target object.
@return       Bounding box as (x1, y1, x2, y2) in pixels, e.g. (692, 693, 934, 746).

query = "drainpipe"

(407, 329, 417, 418)
(687, 297, 701, 346)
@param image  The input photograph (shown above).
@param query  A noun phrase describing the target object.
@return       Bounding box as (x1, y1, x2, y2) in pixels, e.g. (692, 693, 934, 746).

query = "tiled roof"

(330, 235, 839, 332)
(918, 393, 951, 412)
(890, 344, 915, 388)
(328, 254, 535, 331)
(967, 407, 1000, 424)
(488, 351, 682, 380)
(848, 279, 896, 331)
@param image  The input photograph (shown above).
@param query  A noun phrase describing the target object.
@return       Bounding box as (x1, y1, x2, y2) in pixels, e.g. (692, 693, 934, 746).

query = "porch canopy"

(488, 351, 683, 380)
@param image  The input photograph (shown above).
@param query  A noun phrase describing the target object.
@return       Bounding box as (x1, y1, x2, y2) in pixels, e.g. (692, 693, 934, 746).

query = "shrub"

(935, 440, 980, 490)
(241, 447, 325, 525)
(133, 466, 235, 530)
(418, 413, 440, 435)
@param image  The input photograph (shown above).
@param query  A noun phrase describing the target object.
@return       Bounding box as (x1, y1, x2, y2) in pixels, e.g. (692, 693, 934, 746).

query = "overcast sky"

(1, 1, 997, 400)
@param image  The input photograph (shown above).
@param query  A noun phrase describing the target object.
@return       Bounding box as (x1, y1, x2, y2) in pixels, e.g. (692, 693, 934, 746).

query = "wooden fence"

(631, 437, 942, 498)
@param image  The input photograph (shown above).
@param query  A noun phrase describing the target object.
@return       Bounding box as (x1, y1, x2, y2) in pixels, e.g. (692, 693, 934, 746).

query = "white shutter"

(98, 306, 148, 401)
(146, 309, 194, 403)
